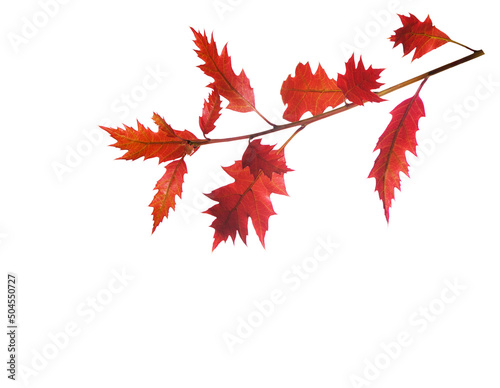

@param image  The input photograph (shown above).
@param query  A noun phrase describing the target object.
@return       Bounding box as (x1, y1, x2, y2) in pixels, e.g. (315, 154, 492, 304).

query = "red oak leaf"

(204, 161, 289, 250)
(337, 54, 385, 106)
(280, 62, 344, 121)
(199, 88, 222, 136)
(149, 158, 188, 233)
(152, 112, 177, 136)
(390, 14, 451, 61)
(242, 139, 292, 179)
(101, 114, 199, 163)
(191, 28, 256, 113)
(368, 86, 426, 221)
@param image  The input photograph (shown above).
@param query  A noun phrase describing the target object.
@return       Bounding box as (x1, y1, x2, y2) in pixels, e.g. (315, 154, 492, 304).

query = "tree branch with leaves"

(101, 13, 484, 250)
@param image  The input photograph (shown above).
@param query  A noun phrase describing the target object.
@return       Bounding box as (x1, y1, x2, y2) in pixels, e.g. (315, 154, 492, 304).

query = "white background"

(1, 0, 499, 386)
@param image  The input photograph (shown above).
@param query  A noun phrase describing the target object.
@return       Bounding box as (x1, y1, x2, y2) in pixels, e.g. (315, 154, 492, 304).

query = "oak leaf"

(280, 62, 344, 121)
(100, 114, 199, 163)
(152, 112, 177, 136)
(337, 54, 385, 106)
(191, 28, 256, 113)
(242, 139, 292, 179)
(204, 161, 289, 250)
(149, 158, 188, 233)
(199, 88, 222, 136)
(390, 14, 451, 61)
(368, 88, 426, 221)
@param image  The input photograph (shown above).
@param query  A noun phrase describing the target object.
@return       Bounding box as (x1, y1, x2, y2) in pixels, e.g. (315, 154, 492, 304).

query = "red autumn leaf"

(204, 161, 289, 250)
(242, 139, 292, 179)
(191, 28, 256, 113)
(149, 158, 188, 233)
(337, 54, 385, 106)
(280, 62, 344, 122)
(390, 14, 451, 61)
(101, 114, 199, 163)
(199, 88, 222, 136)
(368, 86, 426, 221)
(152, 112, 177, 136)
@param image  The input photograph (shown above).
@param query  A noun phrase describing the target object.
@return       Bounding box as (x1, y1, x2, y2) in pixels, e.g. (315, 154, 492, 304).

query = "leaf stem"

(448, 39, 477, 53)
(253, 108, 276, 127)
(277, 125, 305, 154)
(192, 49, 484, 148)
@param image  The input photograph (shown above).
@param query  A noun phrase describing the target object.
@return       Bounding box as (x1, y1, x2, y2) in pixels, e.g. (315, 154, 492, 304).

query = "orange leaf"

(390, 14, 451, 61)
(337, 54, 385, 106)
(101, 114, 199, 163)
(191, 28, 256, 113)
(149, 158, 188, 233)
(280, 62, 344, 122)
(368, 86, 426, 221)
(152, 112, 177, 136)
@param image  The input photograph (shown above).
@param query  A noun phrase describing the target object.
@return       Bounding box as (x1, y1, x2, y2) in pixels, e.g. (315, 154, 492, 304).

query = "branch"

(192, 49, 484, 148)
